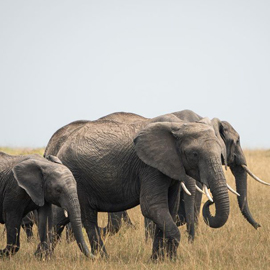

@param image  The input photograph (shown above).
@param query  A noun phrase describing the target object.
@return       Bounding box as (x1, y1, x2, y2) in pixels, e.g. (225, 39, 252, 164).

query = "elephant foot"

(150, 253, 164, 263)
(0, 249, 9, 258)
(91, 240, 109, 259)
(187, 230, 195, 243)
(150, 250, 177, 262)
(166, 241, 178, 261)
(151, 246, 165, 262)
(153, 245, 178, 261)
(188, 234, 194, 243)
(0, 245, 20, 258)
(90, 248, 108, 260)
(34, 242, 52, 260)
(98, 247, 109, 259)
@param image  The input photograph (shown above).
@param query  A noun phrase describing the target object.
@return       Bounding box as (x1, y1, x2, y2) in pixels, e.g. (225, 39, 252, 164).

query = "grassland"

(0, 148, 270, 270)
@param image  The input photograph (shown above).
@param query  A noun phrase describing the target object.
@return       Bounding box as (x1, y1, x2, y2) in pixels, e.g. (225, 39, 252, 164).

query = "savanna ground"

(0, 147, 270, 270)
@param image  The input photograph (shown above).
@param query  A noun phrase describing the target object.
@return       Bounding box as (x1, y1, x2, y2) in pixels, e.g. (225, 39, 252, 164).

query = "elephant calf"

(0, 152, 91, 258)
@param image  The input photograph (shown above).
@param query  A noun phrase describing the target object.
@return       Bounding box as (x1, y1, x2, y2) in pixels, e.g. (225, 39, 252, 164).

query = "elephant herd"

(0, 109, 269, 261)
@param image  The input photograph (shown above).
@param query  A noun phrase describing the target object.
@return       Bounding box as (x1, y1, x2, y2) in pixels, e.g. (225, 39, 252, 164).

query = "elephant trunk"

(183, 176, 197, 242)
(64, 195, 92, 258)
(202, 157, 230, 228)
(230, 165, 261, 229)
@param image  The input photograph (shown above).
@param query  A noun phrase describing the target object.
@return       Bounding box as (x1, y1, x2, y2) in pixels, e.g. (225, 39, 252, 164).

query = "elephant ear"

(45, 155, 62, 164)
(210, 118, 228, 169)
(134, 121, 186, 181)
(12, 159, 46, 207)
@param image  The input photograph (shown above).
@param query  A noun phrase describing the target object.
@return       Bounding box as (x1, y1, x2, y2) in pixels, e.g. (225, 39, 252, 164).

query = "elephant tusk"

(195, 185, 205, 194)
(203, 184, 213, 202)
(181, 182, 192, 196)
(227, 183, 240, 196)
(242, 165, 270, 186)
(64, 210, 68, 218)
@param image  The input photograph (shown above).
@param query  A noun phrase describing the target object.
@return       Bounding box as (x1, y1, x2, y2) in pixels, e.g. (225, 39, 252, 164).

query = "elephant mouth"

(186, 169, 209, 188)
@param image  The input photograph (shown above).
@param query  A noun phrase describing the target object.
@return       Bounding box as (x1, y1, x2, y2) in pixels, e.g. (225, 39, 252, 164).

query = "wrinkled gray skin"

(0, 153, 90, 258)
(105, 110, 261, 242)
(172, 110, 260, 238)
(44, 113, 229, 260)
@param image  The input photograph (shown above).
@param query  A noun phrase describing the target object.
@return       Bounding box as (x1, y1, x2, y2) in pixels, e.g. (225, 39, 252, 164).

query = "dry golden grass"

(0, 148, 270, 270)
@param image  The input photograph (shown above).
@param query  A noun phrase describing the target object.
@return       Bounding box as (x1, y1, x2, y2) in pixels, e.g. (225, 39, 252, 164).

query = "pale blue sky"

(1, 1, 270, 148)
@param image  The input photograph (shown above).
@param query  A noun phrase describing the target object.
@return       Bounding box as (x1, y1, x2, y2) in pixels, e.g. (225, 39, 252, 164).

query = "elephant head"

(12, 156, 90, 257)
(211, 120, 270, 229)
(134, 119, 230, 229)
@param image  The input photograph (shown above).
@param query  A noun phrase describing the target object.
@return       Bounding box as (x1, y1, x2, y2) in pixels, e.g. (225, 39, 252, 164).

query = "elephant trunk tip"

(202, 200, 229, 229)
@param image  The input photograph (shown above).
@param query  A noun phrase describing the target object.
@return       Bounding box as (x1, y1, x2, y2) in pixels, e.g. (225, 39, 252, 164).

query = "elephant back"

(44, 120, 89, 157)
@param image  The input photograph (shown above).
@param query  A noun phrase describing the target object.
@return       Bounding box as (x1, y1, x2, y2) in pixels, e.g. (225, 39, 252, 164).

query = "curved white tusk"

(195, 185, 205, 194)
(64, 210, 68, 218)
(227, 183, 240, 196)
(203, 184, 213, 202)
(242, 165, 270, 186)
(181, 182, 191, 196)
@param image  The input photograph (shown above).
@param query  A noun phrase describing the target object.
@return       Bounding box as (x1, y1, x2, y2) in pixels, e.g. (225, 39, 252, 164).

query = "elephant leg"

(183, 177, 196, 243)
(144, 217, 155, 242)
(140, 174, 180, 261)
(82, 208, 108, 257)
(21, 219, 34, 241)
(0, 211, 22, 257)
(51, 207, 70, 249)
(122, 211, 135, 228)
(176, 190, 186, 226)
(102, 211, 135, 236)
(151, 210, 180, 261)
(35, 204, 53, 259)
(194, 184, 203, 225)
(21, 211, 36, 241)
(161, 182, 181, 259)
(66, 223, 75, 243)
(101, 212, 123, 236)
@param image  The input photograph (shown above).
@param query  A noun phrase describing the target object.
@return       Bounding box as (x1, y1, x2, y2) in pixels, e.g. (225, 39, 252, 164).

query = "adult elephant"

(97, 110, 269, 242)
(44, 113, 230, 260)
(172, 110, 268, 236)
(0, 152, 91, 258)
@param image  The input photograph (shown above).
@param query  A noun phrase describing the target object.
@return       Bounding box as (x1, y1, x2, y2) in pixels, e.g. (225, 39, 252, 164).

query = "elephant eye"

(185, 150, 199, 163)
(55, 187, 62, 194)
